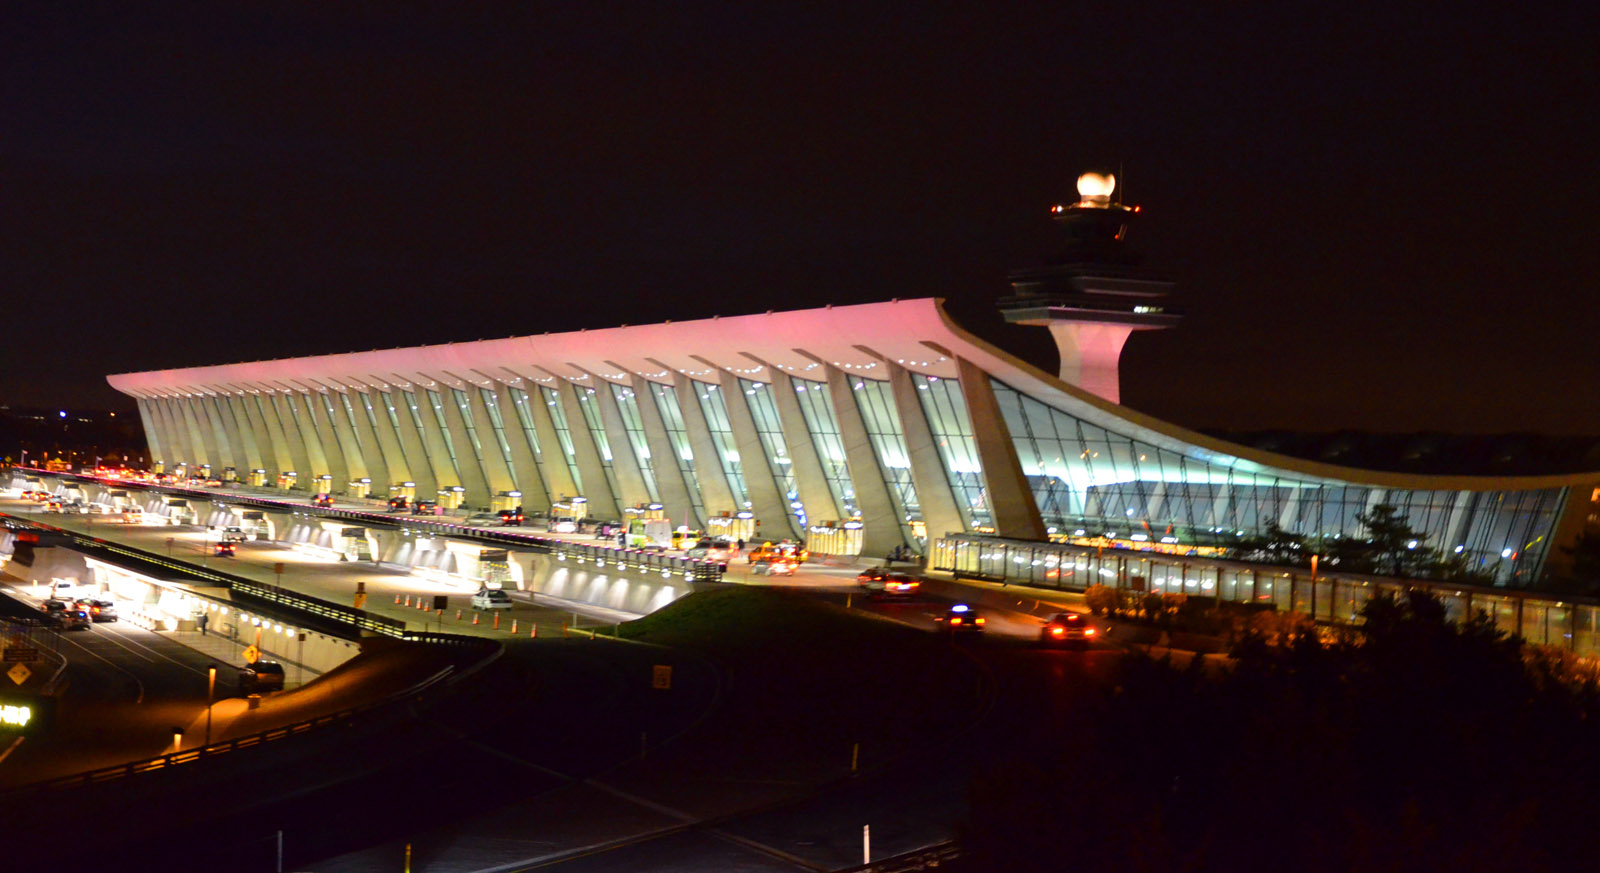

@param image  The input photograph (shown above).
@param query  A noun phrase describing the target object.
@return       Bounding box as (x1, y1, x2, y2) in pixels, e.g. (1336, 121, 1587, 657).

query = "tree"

(1356, 503, 1434, 577)
(1230, 521, 1309, 567)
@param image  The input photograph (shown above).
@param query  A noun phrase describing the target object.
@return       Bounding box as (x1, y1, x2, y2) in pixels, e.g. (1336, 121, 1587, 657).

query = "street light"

(206, 667, 216, 746)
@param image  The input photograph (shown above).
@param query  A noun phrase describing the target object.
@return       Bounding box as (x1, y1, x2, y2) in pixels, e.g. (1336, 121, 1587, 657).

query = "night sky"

(4, 3, 1596, 434)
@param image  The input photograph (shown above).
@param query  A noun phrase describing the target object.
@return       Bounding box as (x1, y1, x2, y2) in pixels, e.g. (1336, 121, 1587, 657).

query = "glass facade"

(851, 378, 920, 543)
(507, 386, 549, 483)
(993, 378, 1566, 582)
(359, 392, 402, 477)
(539, 385, 584, 495)
(911, 374, 991, 530)
(424, 389, 463, 483)
(610, 383, 660, 502)
(740, 379, 804, 531)
(576, 387, 622, 500)
(478, 387, 517, 484)
(935, 533, 1595, 654)
(792, 378, 857, 518)
(694, 381, 750, 508)
(649, 382, 706, 521)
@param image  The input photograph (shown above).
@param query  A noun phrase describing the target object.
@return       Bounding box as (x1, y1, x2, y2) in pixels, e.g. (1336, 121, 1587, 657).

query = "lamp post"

(206, 667, 216, 746)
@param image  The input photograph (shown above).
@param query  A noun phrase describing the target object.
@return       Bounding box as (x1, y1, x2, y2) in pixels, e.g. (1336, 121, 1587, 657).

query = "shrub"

(1084, 583, 1118, 616)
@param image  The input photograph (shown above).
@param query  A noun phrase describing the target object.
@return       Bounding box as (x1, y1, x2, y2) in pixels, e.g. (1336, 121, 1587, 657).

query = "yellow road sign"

(242, 644, 261, 664)
(7, 663, 31, 686)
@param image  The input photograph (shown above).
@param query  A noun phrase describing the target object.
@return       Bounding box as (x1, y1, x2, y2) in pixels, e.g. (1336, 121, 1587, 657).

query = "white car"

(471, 589, 514, 609)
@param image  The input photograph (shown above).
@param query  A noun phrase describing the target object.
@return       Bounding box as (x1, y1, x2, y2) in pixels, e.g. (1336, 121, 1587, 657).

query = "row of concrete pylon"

(392, 591, 567, 637)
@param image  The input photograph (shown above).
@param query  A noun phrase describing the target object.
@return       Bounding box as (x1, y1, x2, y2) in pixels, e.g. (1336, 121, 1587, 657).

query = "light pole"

(206, 667, 216, 746)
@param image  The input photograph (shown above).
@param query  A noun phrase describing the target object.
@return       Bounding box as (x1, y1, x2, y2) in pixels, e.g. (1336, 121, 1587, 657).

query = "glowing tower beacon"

(997, 170, 1179, 404)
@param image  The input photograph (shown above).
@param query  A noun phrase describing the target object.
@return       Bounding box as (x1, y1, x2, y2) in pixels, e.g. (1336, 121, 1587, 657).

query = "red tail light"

(1085, 628, 1096, 636)
(975, 617, 986, 625)
(1050, 626, 1065, 637)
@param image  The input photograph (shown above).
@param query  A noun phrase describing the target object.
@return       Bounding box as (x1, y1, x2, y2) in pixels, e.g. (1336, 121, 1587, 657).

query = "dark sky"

(4, 3, 1596, 434)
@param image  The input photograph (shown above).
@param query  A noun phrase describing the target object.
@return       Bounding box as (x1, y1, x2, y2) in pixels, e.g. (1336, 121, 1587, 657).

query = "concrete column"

(430, 386, 492, 505)
(336, 391, 388, 491)
(463, 385, 515, 497)
(386, 391, 441, 498)
(135, 399, 166, 468)
(154, 399, 195, 465)
(305, 392, 353, 487)
(354, 391, 406, 490)
(631, 375, 698, 527)
(957, 357, 1047, 540)
(318, 392, 368, 483)
(491, 381, 549, 511)
(219, 395, 263, 472)
(766, 368, 841, 522)
(269, 393, 315, 481)
(177, 398, 217, 467)
(716, 370, 796, 539)
(825, 366, 906, 558)
(558, 380, 620, 519)
(672, 373, 736, 515)
(582, 376, 650, 509)
(196, 397, 235, 470)
(239, 393, 290, 478)
(526, 385, 578, 505)
(885, 361, 965, 544)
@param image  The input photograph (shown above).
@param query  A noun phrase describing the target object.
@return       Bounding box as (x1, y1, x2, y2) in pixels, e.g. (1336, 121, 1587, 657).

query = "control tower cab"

(998, 170, 1179, 404)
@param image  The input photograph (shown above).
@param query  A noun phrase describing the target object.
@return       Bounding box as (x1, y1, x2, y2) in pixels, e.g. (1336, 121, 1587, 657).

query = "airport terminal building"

(107, 176, 1598, 589)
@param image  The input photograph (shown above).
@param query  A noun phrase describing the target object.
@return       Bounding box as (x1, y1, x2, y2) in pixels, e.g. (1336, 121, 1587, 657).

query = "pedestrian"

(736, 538, 746, 554)
(198, 612, 208, 636)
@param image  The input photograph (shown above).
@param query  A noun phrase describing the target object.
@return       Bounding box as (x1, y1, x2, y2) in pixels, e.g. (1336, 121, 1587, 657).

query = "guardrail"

(42, 471, 728, 582)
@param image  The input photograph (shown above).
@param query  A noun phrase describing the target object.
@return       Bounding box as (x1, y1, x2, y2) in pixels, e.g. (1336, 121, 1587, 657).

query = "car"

(412, 499, 438, 515)
(40, 599, 70, 619)
(312, 493, 334, 508)
(937, 603, 987, 633)
(497, 508, 525, 526)
(857, 568, 921, 594)
(471, 588, 514, 610)
(222, 526, 247, 542)
(75, 598, 118, 622)
(240, 660, 285, 693)
(387, 496, 410, 512)
(214, 542, 237, 557)
(60, 608, 92, 631)
(1040, 612, 1096, 646)
(43, 498, 64, 513)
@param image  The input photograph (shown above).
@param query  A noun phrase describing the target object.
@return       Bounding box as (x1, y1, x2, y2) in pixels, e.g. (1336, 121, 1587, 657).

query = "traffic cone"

(455, 609, 462, 620)
(531, 623, 537, 638)
(493, 612, 500, 630)
(404, 595, 411, 607)
(394, 593, 401, 605)
(511, 618, 518, 634)
(472, 612, 479, 625)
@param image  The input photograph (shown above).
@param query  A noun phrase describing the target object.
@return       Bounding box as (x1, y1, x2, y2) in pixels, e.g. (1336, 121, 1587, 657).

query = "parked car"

(240, 661, 285, 693)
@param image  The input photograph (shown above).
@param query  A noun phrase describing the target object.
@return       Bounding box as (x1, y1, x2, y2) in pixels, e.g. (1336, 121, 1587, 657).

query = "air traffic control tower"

(998, 171, 1180, 405)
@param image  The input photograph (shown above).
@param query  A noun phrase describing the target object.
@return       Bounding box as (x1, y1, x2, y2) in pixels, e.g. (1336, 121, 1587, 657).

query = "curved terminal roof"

(109, 298, 1600, 493)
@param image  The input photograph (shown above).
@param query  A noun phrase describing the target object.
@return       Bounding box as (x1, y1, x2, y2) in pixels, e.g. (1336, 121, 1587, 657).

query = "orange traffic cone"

(472, 612, 479, 625)
(394, 593, 401, 605)
(531, 623, 537, 638)
(511, 619, 518, 634)
(404, 595, 411, 608)
(493, 612, 500, 630)
(455, 609, 462, 620)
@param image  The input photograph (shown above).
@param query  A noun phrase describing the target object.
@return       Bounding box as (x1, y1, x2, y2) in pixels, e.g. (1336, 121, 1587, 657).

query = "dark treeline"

(957, 591, 1600, 873)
